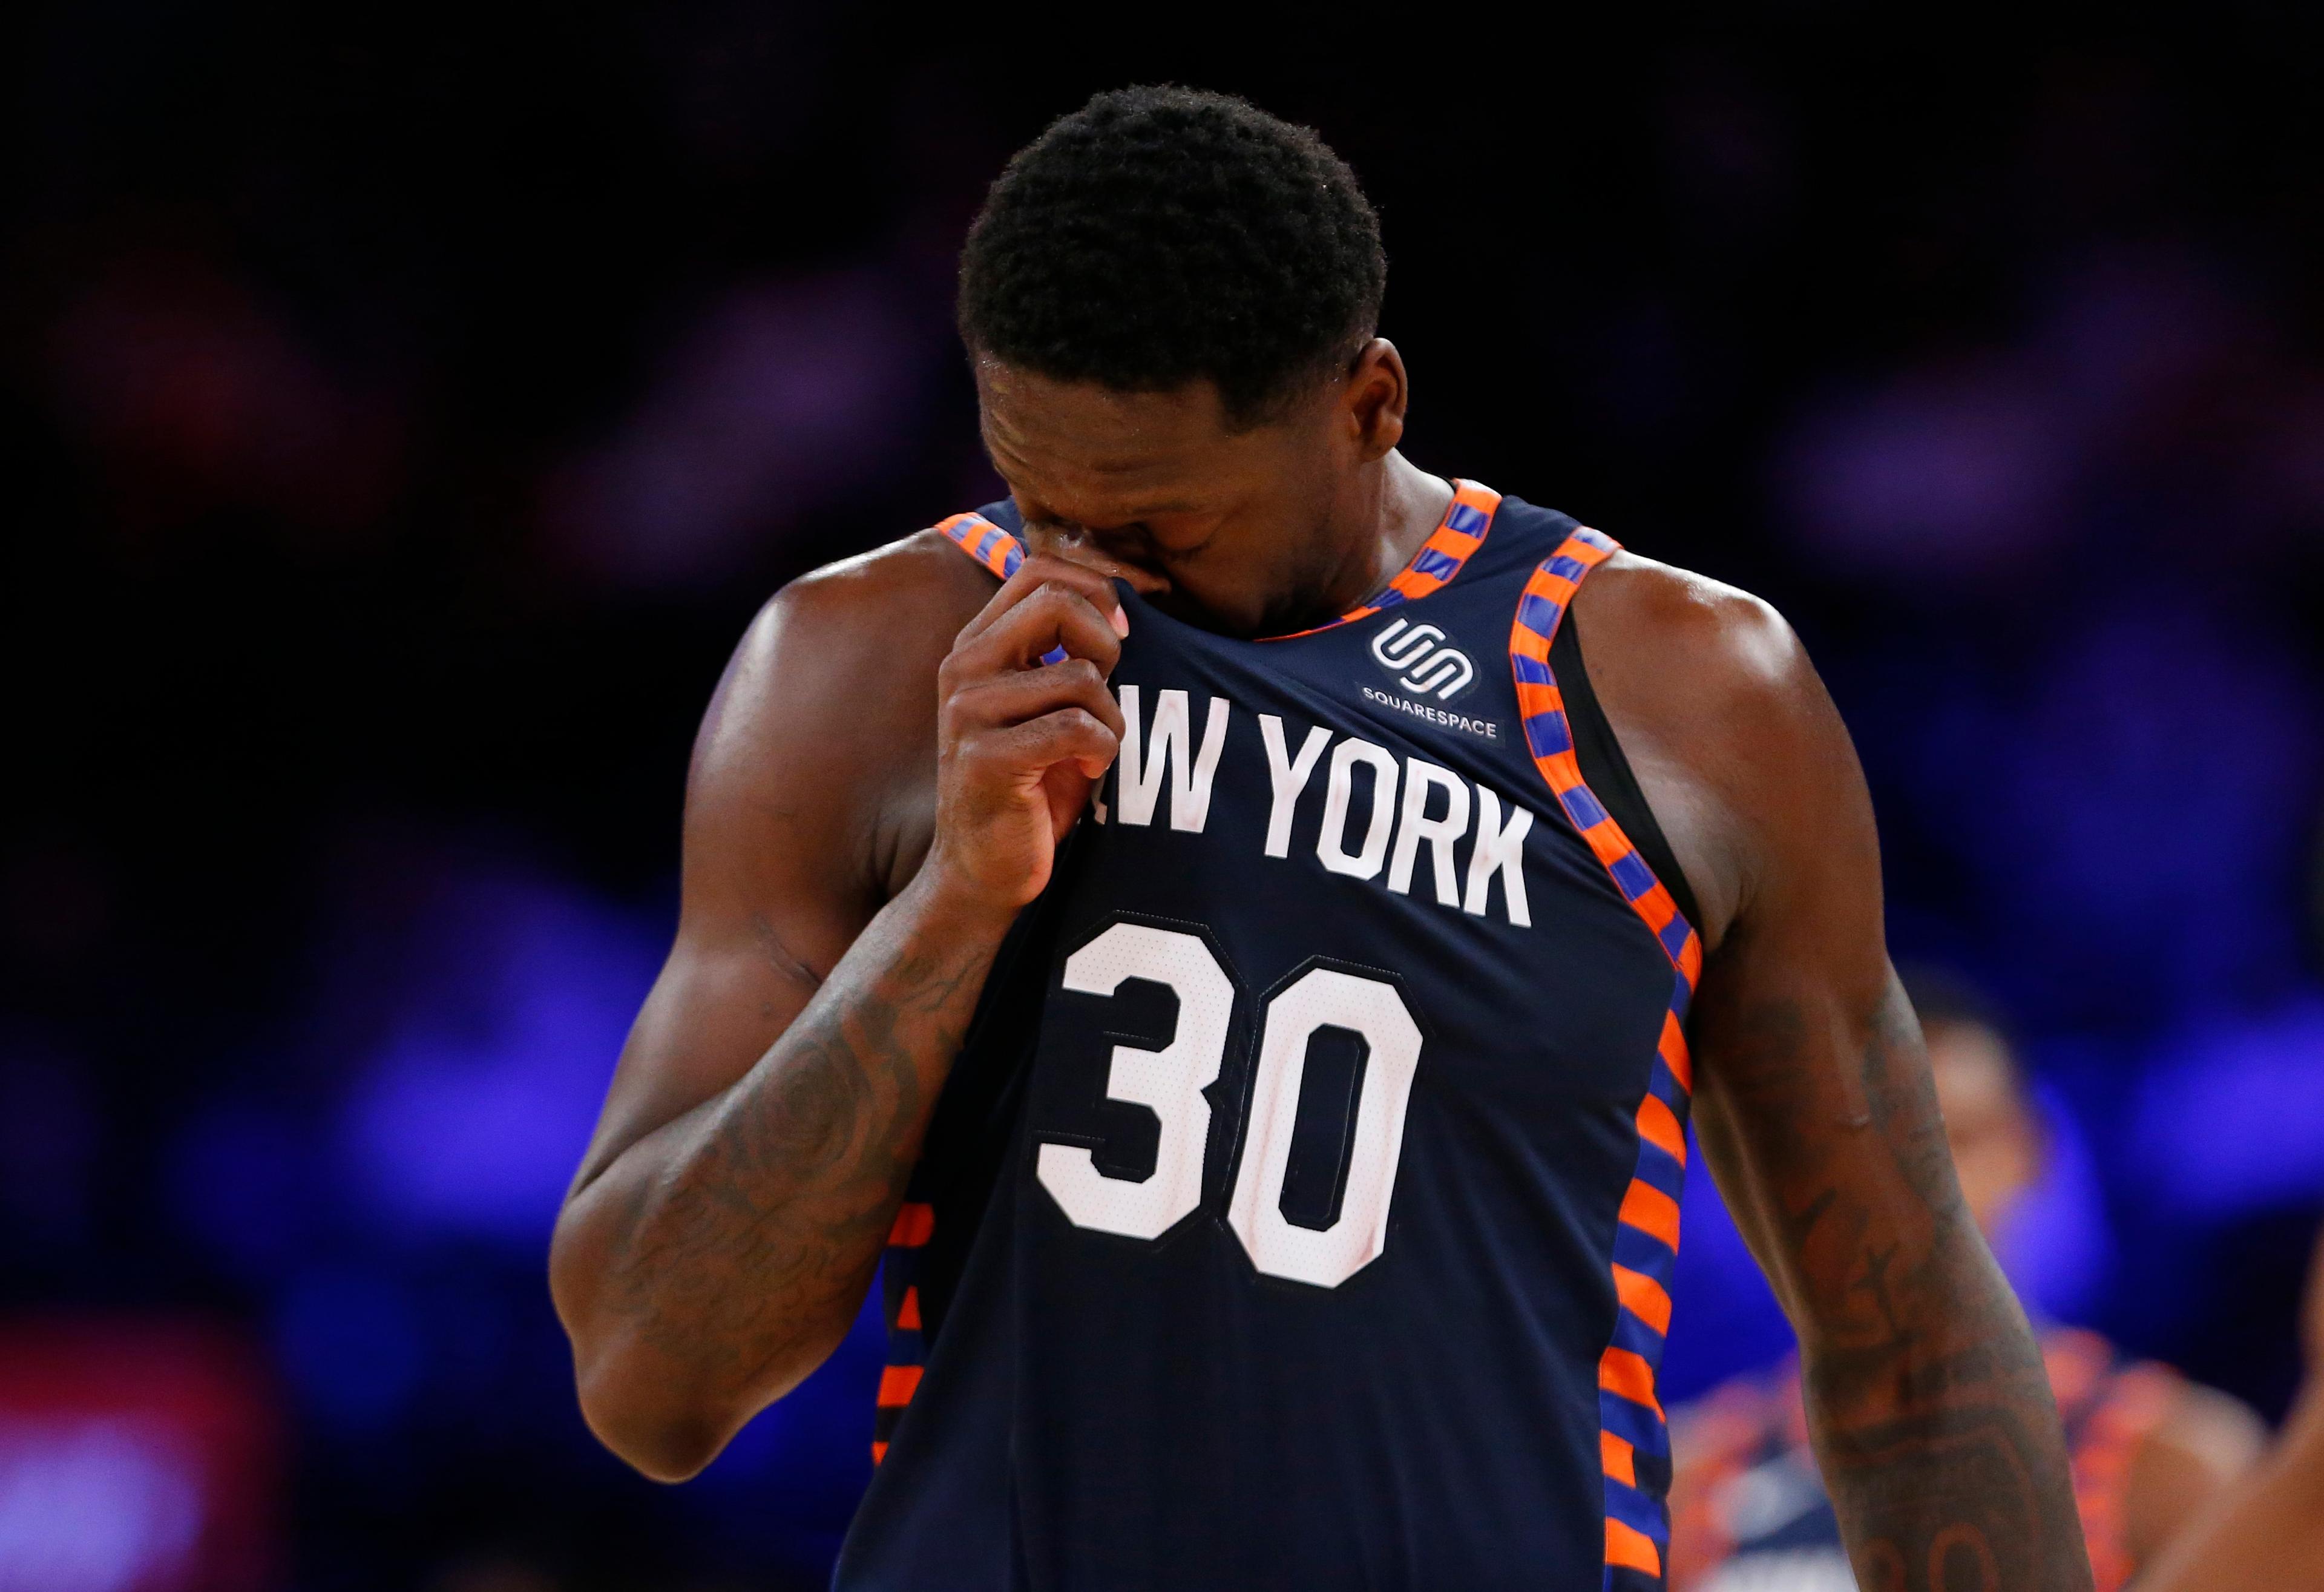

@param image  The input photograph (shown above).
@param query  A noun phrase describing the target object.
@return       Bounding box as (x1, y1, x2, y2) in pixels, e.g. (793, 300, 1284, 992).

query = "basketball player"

(550, 88, 2094, 1590)
(1665, 972, 2263, 1591)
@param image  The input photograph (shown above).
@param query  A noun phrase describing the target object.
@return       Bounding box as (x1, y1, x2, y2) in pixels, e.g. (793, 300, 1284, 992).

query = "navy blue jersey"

(837, 483, 1704, 1591)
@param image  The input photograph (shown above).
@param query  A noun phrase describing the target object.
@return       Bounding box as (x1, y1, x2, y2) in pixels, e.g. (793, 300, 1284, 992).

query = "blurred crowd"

(5, 7, 2323, 1589)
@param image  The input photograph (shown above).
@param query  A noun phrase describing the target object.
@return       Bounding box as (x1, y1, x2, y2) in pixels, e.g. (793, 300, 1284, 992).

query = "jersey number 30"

(1035, 922, 1423, 1289)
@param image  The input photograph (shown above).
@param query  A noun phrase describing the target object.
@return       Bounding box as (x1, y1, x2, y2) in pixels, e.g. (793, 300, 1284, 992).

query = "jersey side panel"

(1511, 528, 1704, 1591)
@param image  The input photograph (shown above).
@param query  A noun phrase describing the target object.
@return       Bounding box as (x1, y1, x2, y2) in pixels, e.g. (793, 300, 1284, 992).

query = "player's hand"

(925, 554, 1129, 912)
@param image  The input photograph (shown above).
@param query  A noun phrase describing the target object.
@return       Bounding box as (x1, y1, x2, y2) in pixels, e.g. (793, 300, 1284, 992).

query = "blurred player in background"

(1667, 971, 2265, 1590)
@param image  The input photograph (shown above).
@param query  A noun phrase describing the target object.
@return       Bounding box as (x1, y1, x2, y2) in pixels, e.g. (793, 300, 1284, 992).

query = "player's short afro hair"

(957, 85, 1386, 428)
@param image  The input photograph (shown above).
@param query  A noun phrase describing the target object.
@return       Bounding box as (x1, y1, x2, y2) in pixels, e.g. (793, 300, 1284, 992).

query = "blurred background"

(6, 5, 2324, 1588)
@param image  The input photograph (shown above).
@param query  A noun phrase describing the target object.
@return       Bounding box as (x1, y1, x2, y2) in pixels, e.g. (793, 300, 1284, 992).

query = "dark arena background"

(7, 7, 2324, 1589)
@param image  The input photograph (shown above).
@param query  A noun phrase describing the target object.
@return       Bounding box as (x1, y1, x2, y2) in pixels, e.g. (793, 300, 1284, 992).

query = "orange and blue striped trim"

(871, 1200, 936, 1465)
(1507, 524, 1703, 1591)
(1335, 478, 1501, 624)
(934, 511, 1023, 581)
(1263, 479, 1502, 639)
(932, 511, 1068, 665)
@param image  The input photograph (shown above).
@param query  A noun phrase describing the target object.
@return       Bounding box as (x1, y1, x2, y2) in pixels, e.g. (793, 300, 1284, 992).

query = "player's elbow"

(551, 1232, 852, 1482)
(566, 1316, 851, 1483)
(574, 1350, 731, 1482)
(550, 1220, 735, 1482)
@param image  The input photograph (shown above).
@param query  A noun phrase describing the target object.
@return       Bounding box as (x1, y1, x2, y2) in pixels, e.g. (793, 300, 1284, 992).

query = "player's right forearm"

(550, 868, 1013, 1481)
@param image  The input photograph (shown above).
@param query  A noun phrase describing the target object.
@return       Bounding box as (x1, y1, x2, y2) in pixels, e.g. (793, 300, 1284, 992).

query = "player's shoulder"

(1580, 548, 1804, 697)
(1566, 543, 1861, 936)
(692, 526, 997, 784)
(1572, 546, 1830, 766)
(752, 527, 997, 657)
(721, 528, 996, 706)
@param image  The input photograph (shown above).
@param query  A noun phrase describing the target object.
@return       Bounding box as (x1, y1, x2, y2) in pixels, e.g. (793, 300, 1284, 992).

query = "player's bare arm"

(1578, 558, 2095, 1590)
(548, 541, 1128, 1481)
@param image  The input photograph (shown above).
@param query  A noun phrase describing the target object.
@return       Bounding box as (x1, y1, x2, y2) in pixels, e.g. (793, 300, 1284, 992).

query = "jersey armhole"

(1550, 612, 1706, 938)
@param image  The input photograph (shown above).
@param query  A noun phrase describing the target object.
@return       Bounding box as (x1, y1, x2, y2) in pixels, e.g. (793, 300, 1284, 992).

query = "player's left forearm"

(1804, 1235, 2093, 1591)
(1669, 609, 2095, 1588)
(1696, 978, 2093, 1591)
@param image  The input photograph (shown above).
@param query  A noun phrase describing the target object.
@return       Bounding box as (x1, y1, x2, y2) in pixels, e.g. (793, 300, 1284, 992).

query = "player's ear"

(1342, 338, 1407, 461)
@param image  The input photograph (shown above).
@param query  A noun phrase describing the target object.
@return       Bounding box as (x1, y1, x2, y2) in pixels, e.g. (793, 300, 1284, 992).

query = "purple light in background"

(1778, 354, 2075, 583)
(274, 1265, 425, 1438)
(2129, 995, 2324, 1217)
(2037, 247, 2262, 447)
(336, 872, 660, 1247)
(1774, 246, 2324, 587)
(539, 270, 933, 589)
(166, 1103, 324, 1281)
(0, 1419, 200, 1592)
(1986, 611, 2315, 1007)
(0, 1325, 280, 1587)
(1871, 602, 2319, 1018)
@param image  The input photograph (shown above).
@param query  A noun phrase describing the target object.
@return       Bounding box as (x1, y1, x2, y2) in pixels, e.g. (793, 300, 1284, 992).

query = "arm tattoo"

(601, 904, 991, 1394)
(1703, 986, 2093, 1592)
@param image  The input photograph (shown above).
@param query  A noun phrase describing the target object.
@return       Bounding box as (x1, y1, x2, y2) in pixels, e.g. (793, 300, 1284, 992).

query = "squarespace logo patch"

(1362, 618, 1500, 740)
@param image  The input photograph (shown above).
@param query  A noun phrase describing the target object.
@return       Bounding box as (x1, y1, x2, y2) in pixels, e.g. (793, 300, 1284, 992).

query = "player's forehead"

(974, 359, 1256, 514)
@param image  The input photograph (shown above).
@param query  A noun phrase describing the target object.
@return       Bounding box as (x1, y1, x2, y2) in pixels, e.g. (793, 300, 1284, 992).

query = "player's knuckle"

(960, 731, 1016, 774)
(939, 637, 990, 680)
(1037, 579, 1092, 615)
(1030, 562, 1103, 599)
(943, 682, 1002, 731)
(1071, 686, 1118, 726)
